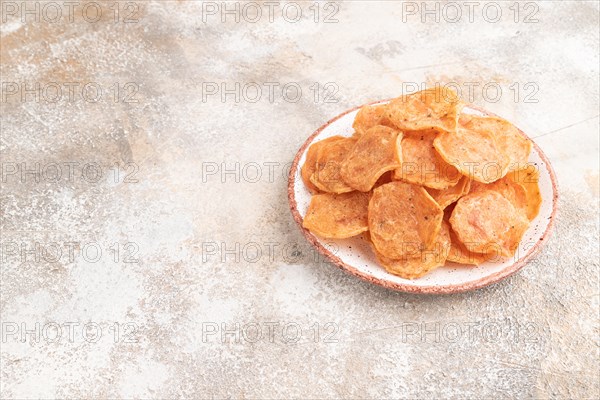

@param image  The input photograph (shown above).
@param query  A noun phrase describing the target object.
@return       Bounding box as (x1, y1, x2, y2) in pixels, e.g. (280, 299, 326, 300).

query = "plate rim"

(288, 99, 559, 294)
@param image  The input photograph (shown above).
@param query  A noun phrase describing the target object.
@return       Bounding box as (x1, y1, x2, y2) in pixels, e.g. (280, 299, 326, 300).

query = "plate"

(288, 100, 559, 294)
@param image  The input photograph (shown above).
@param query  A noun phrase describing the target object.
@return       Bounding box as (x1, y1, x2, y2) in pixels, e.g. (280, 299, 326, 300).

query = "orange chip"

(369, 181, 443, 259)
(352, 104, 394, 137)
(373, 221, 451, 279)
(393, 129, 461, 189)
(433, 127, 510, 183)
(301, 136, 343, 194)
(447, 224, 495, 265)
(470, 176, 528, 219)
(302, 191, 370, 238)
(457, 113, 473, 126)
(373, 170, 394, 188)
(340, 125, 402, 192)
(449, 190, 529, 257)
(386, 87, 462, 133)
(507, 166, 542, 221)
(310, 136, 356, 193)
(426, 175, 471, 209)
(461, 114, 532, 167)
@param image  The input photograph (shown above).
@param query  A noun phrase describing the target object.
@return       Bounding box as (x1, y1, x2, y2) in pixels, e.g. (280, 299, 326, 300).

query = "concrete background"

(1, 1, 598, 398)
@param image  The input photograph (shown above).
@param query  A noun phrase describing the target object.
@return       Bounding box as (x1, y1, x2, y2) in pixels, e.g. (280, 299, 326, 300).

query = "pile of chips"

(301, 87, 542, 279)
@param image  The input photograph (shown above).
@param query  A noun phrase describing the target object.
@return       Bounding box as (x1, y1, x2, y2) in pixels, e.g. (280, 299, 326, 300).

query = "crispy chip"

(447, 224, 494, 265)
(302, 191, 370, 238)
(457, 113, 473, 126)
(426, 175, 471, 209)
(444, 209, 497, 265)
(507, 167, 542, 221)
(310, 136, 356, 193)
(374, 221, 451, 279)
(352, 104, 394, 137)
(369, 181, 443, 259)
(470, 176, 528, 219)
(373, 170, 394, 188)
(461, 114, 532, 167)
(393, 129, 461, 189)
(301, 136, 343, 194)
(386, 87, 462, 133)
(433, 127, 510, 183)
(340, 125, 402, 192)
(449, 190, 529, 257)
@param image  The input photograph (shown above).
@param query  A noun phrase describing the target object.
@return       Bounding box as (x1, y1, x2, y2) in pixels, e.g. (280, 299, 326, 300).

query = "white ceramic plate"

(288, 100, 559, 294)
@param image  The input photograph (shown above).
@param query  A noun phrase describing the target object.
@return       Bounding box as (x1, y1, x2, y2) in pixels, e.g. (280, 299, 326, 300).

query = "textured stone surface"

(1, 1, 598, 398)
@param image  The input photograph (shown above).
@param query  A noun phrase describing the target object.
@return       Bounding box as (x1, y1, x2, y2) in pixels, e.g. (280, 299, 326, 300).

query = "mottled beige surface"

(1, 1, 599, 398)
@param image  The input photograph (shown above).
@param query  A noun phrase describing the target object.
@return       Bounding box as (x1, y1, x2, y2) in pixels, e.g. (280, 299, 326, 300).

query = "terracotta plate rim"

(288, 99, 559, 294)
